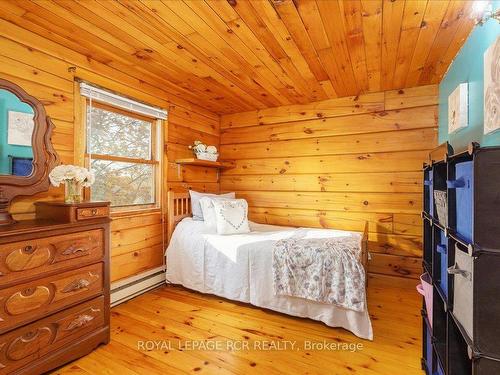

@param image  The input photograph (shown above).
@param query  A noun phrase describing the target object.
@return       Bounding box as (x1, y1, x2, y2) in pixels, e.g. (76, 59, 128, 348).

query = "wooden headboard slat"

(167, 191, 192, 242)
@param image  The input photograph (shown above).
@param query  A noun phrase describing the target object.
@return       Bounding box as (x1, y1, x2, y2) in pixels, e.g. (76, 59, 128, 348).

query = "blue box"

(424, 320, 434, 374)
(437, 231, 448, 298)
(434, 361, 445, 375)
(449, 161, 473, 243)
(11, 157, 33, 177)
(425, 169, 434, 216)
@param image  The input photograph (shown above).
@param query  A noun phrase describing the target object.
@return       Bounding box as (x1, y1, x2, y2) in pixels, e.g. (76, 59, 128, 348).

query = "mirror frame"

(0, 78, 59, 225)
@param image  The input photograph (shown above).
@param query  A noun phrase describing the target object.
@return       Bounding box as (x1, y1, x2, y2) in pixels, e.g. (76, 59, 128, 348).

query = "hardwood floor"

(52, 275, 423, 375)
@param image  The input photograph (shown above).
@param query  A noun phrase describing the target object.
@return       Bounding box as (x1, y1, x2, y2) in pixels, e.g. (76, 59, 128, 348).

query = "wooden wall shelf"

(174, 158, 233, 169)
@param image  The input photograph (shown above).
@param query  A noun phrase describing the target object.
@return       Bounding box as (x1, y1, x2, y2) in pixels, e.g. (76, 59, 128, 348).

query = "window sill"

(110, 207, 162, 218)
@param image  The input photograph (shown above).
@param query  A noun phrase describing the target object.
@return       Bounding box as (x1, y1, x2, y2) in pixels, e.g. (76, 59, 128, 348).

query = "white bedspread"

(165, 218, 373, 340)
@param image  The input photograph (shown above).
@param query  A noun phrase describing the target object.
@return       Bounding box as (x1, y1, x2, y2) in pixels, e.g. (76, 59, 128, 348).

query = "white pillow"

(213, 199, 250, 235)
(199, 196, 220, 232)
(189, 190, 235, 221)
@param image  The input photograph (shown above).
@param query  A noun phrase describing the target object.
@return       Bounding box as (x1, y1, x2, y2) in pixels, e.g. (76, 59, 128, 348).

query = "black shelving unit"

(421, 143, 500, 375)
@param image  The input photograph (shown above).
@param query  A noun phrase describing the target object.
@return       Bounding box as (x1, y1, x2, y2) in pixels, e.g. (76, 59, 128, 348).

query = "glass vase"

(64, 180, 82, 204)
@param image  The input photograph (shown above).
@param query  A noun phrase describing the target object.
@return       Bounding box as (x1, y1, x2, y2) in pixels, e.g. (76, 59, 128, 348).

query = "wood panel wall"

(0, 17, 219, 282)
(220, 85, 438, 280)
(167, 106, 220, 194)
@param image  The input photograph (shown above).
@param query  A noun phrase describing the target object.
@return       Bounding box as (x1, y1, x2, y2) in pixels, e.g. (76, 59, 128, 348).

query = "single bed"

(165, 192, 373, 340)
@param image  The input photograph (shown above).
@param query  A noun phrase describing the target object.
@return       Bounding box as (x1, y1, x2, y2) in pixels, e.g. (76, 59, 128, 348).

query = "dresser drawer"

(0, 296, 105, 374)
(0, 229, 104, 287)
(76, 206, 109, 221)
(35, 202, 110, 223)
(0, 263, 103, 333)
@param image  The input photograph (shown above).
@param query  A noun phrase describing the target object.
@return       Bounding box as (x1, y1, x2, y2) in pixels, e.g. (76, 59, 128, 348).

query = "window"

(86, 102, 161, 210)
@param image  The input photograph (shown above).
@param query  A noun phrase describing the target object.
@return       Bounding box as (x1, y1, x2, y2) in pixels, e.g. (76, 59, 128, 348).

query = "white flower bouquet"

(188, 140, 219, 162)
(49, 165, 95, 187)
(49, 165, 95, 203)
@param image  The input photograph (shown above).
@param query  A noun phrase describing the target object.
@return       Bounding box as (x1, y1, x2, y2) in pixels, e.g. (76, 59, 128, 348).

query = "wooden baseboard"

(110, 266, 166, 307)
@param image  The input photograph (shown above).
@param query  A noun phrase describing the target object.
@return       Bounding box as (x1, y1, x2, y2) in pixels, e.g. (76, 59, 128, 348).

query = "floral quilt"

(272, 230, 366, 312)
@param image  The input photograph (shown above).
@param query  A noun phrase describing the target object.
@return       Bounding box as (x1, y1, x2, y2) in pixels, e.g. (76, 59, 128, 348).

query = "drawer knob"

(64, 314, 95, 331)
(21, 287, 36, 296)
(23, 330, 36, 340)
(61, 245, 87, 256)
(62, 278, 91, 293)
(91, 209, 98, 216)
(23, 245, 34, 254)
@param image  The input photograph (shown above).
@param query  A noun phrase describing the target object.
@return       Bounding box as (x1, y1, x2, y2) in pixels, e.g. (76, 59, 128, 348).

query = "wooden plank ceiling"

(0, 0, 475, 114)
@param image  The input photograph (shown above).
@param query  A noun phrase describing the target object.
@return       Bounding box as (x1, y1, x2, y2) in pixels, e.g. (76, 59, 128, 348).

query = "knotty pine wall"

(220, 85, 438, 281)
(167, 108, 220, 194)
(0, 19, 219, 282)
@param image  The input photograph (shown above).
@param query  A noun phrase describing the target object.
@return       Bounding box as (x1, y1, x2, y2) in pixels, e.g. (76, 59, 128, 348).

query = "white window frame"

(79, 83, 166, 213)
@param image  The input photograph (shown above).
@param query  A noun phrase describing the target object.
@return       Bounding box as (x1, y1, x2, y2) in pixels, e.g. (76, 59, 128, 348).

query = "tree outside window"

(86, 102, 161, 210)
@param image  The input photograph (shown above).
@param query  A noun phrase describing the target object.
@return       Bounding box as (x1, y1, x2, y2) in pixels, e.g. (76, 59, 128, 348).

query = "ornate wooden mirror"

(0, 78, 59, 225)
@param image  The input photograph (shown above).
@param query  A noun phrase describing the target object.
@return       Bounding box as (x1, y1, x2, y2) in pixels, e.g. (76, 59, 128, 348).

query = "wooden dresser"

(0, 201, 110, 374)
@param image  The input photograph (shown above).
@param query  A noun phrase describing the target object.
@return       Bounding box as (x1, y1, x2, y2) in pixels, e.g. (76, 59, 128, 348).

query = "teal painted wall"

(0, 89, 34, 174)
(439, 2, 500, 152)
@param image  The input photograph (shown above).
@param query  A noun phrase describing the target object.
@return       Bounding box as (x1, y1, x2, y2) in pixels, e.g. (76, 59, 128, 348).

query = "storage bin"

(448, 311, 474, 374)
(423, 319, 434, 374)
(437, 231, 448, 298)
(449, 161, 473, 243)
(417, 273, 433, 328)
(449, 245, 473, 340)
(474, 356, 500, 373)
(424, 169, 433, 215)
(434, 361, 445, 375)
(433, 190, 447, 227)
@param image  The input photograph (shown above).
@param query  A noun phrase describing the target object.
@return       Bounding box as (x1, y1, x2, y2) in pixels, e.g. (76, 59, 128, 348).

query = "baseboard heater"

(110, 266, 166, 307)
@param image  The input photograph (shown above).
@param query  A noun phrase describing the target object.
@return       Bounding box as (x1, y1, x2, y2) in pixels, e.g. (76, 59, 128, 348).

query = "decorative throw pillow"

(189, 190, 235, 221)
(212, 199, 250, 235)
(199, 196, 223, 232)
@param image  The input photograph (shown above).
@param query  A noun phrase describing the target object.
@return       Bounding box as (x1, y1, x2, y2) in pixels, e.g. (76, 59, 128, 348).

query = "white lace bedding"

(165, 218, 373, 340)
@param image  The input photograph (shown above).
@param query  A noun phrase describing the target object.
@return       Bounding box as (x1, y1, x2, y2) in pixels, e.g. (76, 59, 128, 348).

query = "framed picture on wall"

(484, 36, 499, 135)
(448, 82, 468, 134)
(7, 110, 34, 146)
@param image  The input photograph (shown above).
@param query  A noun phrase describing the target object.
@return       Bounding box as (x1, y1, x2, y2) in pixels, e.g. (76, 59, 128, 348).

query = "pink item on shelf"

(417, 273, 433, 328)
